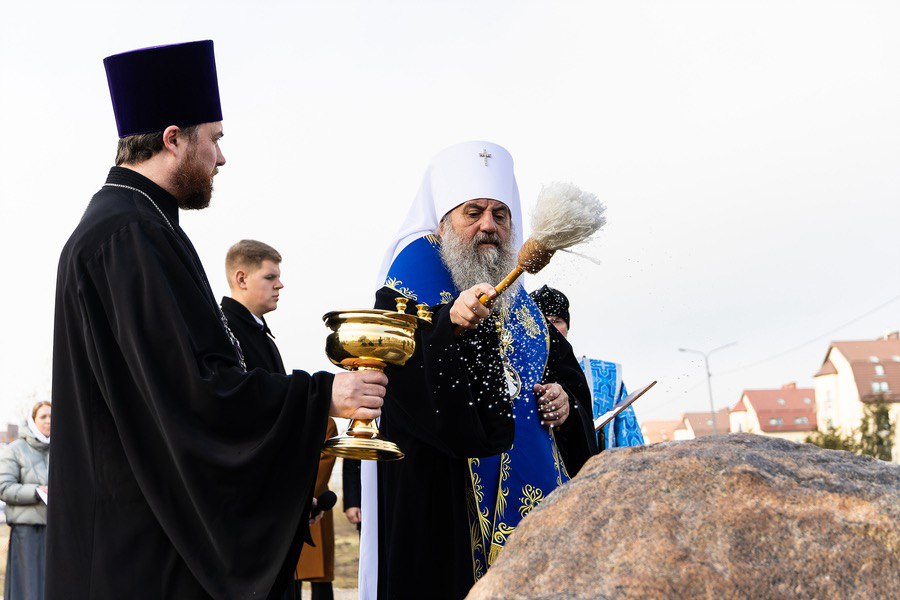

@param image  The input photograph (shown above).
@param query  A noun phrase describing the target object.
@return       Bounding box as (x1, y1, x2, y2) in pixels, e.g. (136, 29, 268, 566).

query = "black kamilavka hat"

(104, 40, 222, 138)
(530, 285, 570, 327)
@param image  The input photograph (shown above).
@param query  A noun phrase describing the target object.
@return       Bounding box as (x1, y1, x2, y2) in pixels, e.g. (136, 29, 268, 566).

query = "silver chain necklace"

(104, 183, 174, 231)
(103, 183, 247, 371)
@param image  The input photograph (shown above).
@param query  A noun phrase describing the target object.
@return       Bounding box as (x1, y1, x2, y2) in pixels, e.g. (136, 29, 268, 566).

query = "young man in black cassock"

(220, 240, 337, 600)
(221, 240, 287, 375)
(47, 41, 386, 600)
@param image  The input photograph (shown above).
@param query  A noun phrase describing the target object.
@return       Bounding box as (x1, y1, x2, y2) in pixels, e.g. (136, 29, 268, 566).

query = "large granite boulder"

(468, 433, 900, 599)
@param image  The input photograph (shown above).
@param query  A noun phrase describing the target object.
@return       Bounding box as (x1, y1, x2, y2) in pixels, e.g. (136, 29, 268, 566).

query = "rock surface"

(467, 434, 900, 599)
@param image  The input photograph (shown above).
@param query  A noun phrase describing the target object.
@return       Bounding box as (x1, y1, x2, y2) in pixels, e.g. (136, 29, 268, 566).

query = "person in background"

(529, 285, 570, 340)
(289, 419, 339, 600)
(221, 239, 287, 374)
(220, 240, 338, 599)
(530, 285, 645, 449)
(0, 401, 51, 600)
(342, 458, 361, 532)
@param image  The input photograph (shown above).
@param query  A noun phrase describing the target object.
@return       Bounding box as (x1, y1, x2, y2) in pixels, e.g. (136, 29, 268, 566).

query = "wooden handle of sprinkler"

(452, 238, 554, 335)
(452, 265, 525, 335)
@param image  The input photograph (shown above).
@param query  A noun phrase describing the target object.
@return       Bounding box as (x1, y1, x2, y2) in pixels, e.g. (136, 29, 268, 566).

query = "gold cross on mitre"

(479, 148, 492, 166)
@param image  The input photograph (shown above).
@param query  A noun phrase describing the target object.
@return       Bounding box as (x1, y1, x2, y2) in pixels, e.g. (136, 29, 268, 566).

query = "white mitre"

(376, 140, 524, 284)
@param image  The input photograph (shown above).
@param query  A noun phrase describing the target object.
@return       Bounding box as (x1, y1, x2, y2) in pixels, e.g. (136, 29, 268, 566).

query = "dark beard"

(439, 225, 518, 311)
(172, 148, 214, 210)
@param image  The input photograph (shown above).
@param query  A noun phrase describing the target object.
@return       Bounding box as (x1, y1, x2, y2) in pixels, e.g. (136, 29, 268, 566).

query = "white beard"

(439, 223, 519, 312)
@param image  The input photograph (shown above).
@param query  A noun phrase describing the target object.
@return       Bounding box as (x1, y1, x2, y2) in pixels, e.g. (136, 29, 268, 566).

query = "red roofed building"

(814, 332, 900, 463)
(729, 383, 817, 443)
(640, 420, 682, 444)
(0, 423, 18, 444)
(673, 408, 730, 440)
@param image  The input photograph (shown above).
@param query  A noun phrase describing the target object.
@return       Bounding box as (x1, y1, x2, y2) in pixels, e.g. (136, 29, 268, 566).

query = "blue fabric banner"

(580, 357, 645, 448)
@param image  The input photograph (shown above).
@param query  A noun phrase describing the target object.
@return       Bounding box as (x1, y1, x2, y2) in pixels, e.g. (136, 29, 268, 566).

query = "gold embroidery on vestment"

(495, 453, 511, 517)
(515, 304, 540, 339)
(466, 458, 487, 580)
(518, 484, 544, 519)
(489, 522, 516, 565)
(383, 277, 418, 301)
(550, 428, 569, 484)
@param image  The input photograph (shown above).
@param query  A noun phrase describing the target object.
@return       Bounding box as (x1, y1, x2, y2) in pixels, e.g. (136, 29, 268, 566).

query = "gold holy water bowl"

(321, 297, 431, 460)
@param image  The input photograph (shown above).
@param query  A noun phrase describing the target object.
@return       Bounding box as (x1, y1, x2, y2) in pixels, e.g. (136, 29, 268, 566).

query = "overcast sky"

(1, 1, 898, 428)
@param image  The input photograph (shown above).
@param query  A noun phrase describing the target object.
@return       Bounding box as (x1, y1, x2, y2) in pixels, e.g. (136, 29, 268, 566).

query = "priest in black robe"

(47, 41, 386, 600)
(359, 141, 597, 599)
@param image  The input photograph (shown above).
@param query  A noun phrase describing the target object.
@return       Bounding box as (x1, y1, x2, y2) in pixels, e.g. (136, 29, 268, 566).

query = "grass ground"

(332, 497, 361, 589)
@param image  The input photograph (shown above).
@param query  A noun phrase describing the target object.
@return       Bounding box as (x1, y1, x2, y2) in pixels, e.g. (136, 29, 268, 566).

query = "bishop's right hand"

(330, 371, 387, 420)
(450, 283, 498, 330)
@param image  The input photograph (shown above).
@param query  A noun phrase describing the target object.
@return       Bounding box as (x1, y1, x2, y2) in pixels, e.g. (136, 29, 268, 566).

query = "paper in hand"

(593, 381, 657, 432)
(37, 487, 48, 505)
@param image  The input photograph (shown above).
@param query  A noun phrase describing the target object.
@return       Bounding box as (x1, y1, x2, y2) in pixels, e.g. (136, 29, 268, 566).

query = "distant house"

(673, 408, 730, 440)
(729, 383, 817, 443)
(640, 420, 682, 444)
(814, 332, 900, 463)
(0, 423, 18, 444)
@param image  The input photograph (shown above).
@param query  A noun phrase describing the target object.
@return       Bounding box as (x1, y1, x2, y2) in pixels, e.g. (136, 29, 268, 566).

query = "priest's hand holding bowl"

(330, 371, 387, 420)
(535, 382, 570, 428)
(450, 283, 498, 330)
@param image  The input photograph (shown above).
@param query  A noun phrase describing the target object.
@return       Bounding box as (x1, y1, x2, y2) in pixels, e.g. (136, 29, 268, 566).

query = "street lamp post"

(679, 342, 737, 435)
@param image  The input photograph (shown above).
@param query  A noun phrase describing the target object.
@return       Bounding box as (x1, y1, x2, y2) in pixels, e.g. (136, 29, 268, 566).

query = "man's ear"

(161, 125, 185, 157)
(233, 269, 248, 290)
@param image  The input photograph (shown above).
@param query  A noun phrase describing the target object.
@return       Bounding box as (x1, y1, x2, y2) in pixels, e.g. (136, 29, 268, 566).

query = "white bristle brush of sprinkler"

(454, 181, 606, 334)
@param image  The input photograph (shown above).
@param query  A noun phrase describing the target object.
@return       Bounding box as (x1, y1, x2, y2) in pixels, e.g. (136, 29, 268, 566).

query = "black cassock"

(220, 296, 286, 375)
(371, 287, 597, 600)
(342, 458, 361, 516)
(49, 167, 330, 599)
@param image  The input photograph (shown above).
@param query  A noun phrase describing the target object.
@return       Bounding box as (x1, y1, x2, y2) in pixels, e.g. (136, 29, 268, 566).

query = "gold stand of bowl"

(321, 298, 431, 461)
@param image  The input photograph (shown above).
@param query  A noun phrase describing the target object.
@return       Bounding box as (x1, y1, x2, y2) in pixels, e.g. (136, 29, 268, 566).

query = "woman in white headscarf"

(0, 401, 50, 600)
